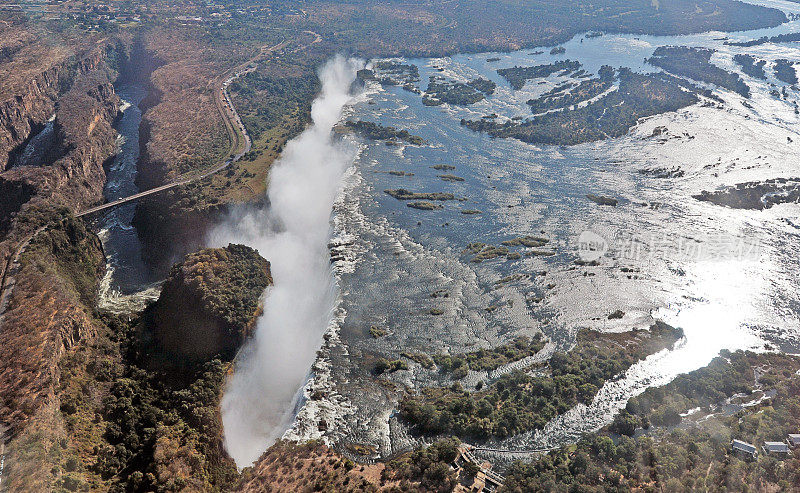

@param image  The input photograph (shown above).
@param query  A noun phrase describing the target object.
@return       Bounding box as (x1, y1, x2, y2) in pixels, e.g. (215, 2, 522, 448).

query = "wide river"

(284, 0, 800, 461)
(84, 0, 800, 465)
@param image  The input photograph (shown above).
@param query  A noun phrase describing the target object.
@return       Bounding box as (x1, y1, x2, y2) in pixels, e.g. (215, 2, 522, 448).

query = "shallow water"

(288, 0, 800, 457)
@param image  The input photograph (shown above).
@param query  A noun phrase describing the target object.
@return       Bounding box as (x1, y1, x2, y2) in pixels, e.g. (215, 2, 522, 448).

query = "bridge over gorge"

(0, 34, 325, 325)
(76, 32, 322, 218)
(75, 153, 242, 217)
(1, 36, 315, 327)
(78, 55, 253, 217)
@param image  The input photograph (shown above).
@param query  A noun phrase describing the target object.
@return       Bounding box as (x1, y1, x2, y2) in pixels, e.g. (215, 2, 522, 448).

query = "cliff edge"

(149, 243, 272, 362)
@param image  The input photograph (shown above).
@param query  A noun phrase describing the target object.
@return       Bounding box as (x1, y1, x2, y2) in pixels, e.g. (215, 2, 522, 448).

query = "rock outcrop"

(149, 243, 272, 362)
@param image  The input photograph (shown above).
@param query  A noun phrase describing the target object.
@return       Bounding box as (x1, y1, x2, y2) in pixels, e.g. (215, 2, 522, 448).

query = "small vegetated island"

(726, 31, 800, 47)
(734, 54, 767, 80)
(357, 60, 421, 93)
(497, 60, 582, 90)
(385, 188, 457, 210)
(646, 46, 751, 97)
(422, 75, 496, 106)
(343, 120, 425, 145)
(694, 177, 800, 210)
(527, 65, 616, 114)
(774, 59, 798, 85)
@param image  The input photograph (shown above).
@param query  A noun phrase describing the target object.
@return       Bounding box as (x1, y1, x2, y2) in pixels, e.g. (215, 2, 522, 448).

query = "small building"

(731, 439, 758, 460)
(763, 441, 791, 457)
(787, 434, 800, 448)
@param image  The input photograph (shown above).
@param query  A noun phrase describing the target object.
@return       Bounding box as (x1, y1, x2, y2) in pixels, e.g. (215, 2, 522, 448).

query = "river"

(282, 0, 800, 462)
(96, 84, 160, 313)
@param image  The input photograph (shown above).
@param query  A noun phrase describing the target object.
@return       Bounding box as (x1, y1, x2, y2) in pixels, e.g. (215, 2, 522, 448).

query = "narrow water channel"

(97, 84, 160, 313)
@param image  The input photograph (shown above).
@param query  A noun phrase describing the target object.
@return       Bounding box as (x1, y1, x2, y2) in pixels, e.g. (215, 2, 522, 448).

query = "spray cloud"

(208, 55, 363, 467)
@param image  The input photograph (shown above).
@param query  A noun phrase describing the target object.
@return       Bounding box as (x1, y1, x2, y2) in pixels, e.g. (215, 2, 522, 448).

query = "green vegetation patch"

(626, 350, 800, 427)
(401, 324, 682, 440)
(466, 77, 497, 95)
(497, 60, 581, 90)
(374, 358, 409, 374)
(54, 314, 239, 492)
(647, 46, 750, 97)
(367, 60, 420, 86)
(434, 334, 546, 376)
(501, 235, 549, 248)
(464, 236, 551, 262)
(502, 351, 800, 492)
(424, 75, 488, 106)
(382, 438, 460, 492)
(401, 352, 436, 369)
(385, 189, 455, 201)
(369, 325, 388, 338)
(408, 201, 443, 210)
(438, 174, 465, 182)
(774, 59, 798, 85)
(161, 243, 271, 330)
(230, 71, 318, 144)
(733, 54, 767, 80)
(344, 120, 425, 145)
(527, 67, 614, 114)
(726, 31, 800, 48)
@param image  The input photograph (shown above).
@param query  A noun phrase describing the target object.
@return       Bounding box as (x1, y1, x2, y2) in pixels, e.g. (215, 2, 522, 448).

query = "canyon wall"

(0, 42, 122, 289)
(0, 38, 126, 488)
(0, 43, 119, 171)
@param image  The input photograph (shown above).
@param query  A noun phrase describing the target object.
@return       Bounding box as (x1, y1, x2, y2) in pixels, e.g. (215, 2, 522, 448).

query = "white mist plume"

(208, 55, 363, 467)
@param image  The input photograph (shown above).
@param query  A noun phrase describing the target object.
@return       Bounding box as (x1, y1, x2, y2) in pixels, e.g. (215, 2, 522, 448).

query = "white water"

(209, 55, 363, 467)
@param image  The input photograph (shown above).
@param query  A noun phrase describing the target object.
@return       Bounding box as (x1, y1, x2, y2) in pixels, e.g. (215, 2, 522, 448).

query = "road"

(76, 30, 321, 218)
(2, 32, 322, 324)
(0, 226, 47, 326)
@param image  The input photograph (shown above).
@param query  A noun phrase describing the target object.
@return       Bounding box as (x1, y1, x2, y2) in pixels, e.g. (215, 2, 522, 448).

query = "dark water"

(97, 84, 160, 312)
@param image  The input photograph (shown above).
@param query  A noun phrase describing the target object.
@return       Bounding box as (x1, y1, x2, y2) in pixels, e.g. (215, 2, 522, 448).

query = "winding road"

(0, 31, 322, 325)
(77, 30, 321, 218)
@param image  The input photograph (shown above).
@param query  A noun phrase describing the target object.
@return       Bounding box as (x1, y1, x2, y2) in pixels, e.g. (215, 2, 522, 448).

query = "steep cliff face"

(148, 243, 272, 363)
(0, 39, 124, 487)
(0, 43, 118, 170)
(1, 71, 119, 203)
(129, 28, 236, 275)
(0, 212, 105, 435)
(0, 52, 121, 245)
